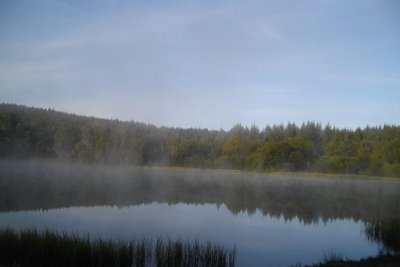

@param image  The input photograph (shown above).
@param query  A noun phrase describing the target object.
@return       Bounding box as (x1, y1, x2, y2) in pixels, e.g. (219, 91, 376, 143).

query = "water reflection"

(1, 160, 400, 266)
(0, 203, 380, 267)
(365, 219, 400, 255)
(1, 160, 399, 223)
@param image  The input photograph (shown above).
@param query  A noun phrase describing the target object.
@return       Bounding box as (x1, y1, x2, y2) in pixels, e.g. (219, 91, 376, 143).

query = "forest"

(1, 103, 399, 178)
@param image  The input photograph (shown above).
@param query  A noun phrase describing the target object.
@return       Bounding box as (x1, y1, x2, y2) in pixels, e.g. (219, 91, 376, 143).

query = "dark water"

(0, 160, 399, 266)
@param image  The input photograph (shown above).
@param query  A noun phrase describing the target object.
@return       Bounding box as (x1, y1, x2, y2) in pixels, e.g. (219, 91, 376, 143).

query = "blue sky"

(1, 0, 399, 130)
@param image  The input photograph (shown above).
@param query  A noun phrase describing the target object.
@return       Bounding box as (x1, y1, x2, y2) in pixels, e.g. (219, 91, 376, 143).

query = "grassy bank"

(289, 251, 400, 267)
(0, 228, 236, 267)
(303, 254, 400, 267)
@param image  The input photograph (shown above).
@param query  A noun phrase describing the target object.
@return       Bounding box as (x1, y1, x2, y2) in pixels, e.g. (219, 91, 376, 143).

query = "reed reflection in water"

(0, 160, 399, 266)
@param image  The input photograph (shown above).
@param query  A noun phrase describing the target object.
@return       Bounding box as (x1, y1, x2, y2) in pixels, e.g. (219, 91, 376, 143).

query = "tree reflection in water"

(1, 160, 400, 225)
(365, 219, 400, 255)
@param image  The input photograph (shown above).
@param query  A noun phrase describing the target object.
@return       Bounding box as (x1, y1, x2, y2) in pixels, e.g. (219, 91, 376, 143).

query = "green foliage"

(1, 103, 400, 177)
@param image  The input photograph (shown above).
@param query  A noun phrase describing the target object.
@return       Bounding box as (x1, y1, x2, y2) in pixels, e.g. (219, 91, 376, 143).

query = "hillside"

(0, 103, 399, 177)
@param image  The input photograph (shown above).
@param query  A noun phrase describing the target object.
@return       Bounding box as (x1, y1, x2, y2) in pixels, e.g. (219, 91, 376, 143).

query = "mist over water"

(1, 0, 399, 265)
(0, 160, 399, 266)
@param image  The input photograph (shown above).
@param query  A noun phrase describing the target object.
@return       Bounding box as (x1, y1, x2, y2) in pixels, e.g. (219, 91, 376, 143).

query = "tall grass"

(155, 239, 236, 267)
(321, 251, 345, 263)
(0, 228, 236, 267)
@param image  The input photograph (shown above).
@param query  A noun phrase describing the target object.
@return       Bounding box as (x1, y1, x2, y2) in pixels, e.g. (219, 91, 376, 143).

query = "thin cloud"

(241, 18, 283, 41)
(318, 74, 400, 85)
(0, 0, 399, 129)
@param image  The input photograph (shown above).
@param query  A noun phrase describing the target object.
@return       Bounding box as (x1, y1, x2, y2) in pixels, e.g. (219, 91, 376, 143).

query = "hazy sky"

(1, 0, 399, 130)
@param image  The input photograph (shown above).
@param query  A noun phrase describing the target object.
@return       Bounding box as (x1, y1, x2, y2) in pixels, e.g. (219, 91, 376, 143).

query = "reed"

(0, 228, 236, 267)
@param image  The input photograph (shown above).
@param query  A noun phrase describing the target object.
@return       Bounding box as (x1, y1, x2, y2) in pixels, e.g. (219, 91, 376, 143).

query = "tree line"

(1, 103, 399, 177)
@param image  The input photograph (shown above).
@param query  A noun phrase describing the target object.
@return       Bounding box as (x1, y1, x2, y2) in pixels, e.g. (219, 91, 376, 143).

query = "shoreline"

(2, 158, 398, 182)
(304, 254, 400, 267)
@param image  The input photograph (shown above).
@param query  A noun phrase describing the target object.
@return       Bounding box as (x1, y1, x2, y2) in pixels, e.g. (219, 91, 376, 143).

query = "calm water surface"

(0, 161, 399, 266)
(0, 204, 381, 266)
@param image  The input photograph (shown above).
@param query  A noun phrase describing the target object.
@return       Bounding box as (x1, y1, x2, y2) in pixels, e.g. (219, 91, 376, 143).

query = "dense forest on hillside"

(1, 103, 399, 178)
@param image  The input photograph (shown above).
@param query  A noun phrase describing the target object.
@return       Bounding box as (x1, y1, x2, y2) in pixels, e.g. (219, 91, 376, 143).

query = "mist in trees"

(1, 103, 399, 178)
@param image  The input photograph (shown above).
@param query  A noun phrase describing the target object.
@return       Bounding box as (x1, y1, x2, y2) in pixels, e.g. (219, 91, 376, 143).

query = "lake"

(0, 160, 399, 266)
